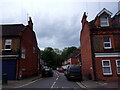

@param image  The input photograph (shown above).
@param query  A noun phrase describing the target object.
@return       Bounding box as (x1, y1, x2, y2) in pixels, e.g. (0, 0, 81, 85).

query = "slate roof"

(0, 24, 25, 36)
(97, 8, 112, 16)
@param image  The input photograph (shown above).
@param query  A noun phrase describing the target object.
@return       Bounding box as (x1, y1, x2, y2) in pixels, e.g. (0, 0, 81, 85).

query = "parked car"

(63, 65, 70, 76)
(42, 66, 53, 77)
(57, 68, 64, 73)
(65, 65, 82, 81)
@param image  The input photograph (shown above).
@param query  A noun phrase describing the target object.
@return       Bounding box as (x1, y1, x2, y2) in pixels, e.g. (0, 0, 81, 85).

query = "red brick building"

(62, 49, 81, 66)
(80, 8, 120, 80)
(0, 17, 41, 80)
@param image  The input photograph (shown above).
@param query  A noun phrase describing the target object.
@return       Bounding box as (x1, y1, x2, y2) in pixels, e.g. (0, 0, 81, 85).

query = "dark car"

(66, 65, 82, 81)
(42, 67, 53, 77)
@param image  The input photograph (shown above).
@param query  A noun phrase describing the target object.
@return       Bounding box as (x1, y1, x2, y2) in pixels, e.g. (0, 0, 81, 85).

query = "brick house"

(80, 8, 120, 80)
(62, 49, 81, 66)
(0, 17, 41, 80)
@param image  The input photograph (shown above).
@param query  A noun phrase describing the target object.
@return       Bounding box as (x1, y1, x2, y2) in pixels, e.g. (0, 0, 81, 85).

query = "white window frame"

(102, 60, 112, 75)
(100, 17, 109, 27)
(4, 39, 12, 50)
(116, 60, 120, 75)
(103, 37, 112, 49)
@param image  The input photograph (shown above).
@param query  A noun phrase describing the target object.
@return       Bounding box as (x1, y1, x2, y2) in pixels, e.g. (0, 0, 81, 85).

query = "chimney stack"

(81, 12, 87, 28)
(28, 17, 33, 30)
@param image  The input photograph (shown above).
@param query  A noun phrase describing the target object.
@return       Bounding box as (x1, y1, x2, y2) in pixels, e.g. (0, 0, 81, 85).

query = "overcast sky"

(0, 0, 119, 50)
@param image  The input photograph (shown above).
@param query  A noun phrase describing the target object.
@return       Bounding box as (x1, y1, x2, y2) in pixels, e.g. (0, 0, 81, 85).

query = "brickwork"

(80, 23, 94, 80)
(80, 8, 120, 81)
(95, 57, 120, 80)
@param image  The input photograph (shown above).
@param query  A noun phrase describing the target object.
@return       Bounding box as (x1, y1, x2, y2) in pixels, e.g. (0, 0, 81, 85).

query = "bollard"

(2, 73, 8, 85)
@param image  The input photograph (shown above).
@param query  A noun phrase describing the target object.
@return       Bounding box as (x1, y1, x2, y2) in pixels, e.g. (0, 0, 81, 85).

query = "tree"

(41, 46, 78, 68)
(61, 46, 77, 62)
(41, 47, 62, 68)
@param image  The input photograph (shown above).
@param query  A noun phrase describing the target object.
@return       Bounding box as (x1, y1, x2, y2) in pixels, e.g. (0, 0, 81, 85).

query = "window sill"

(100, 25, 109, 27)
(104, 48, 112, 50)
(103, 74, 112, 76)
(2, 49, 12, 51)
(117, 74, 120, 76)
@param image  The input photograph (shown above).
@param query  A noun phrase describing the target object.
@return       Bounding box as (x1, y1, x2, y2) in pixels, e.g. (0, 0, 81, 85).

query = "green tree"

(41, 46, 77, 68)
(61, 46, 77, 62)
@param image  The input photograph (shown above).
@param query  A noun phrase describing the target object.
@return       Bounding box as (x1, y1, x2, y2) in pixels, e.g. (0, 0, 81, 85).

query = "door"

(2, 59, 17, 80)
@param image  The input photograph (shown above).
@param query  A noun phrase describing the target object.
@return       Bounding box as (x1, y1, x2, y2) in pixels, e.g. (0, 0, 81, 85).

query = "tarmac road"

(20, 70, 82, 89)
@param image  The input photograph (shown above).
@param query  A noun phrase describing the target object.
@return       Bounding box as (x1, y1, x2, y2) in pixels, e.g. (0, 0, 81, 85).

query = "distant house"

(80, 8, 120, 80)
(63, 49, 81, 66)
(0, 17, 41, 80)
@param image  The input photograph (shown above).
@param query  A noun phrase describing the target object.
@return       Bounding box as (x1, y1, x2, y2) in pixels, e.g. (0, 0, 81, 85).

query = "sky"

(0, 0, 119, 50)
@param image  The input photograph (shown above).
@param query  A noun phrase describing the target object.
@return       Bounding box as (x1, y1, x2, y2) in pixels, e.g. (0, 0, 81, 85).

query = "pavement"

(1, 75, 120, 89)
(80, 80, 120, 89)
(2, 75, 42, 88)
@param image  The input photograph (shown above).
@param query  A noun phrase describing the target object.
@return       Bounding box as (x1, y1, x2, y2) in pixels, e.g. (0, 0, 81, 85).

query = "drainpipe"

(16, 36, 21, 80)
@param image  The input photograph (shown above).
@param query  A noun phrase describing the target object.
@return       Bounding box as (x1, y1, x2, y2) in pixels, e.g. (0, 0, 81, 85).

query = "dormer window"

(4, 39, 12, 50)
(100, 17, 109, 27)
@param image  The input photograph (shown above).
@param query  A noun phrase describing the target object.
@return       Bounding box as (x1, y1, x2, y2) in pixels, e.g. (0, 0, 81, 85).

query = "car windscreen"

(69, 66, 81, 72)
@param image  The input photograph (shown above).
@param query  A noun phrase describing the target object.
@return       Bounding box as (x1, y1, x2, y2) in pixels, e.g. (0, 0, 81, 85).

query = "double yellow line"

(14, 78, 43, 88)
(76, 82, 87, 88)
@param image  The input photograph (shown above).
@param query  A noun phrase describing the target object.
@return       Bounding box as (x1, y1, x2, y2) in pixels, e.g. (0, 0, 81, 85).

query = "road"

(21, 70, 82, 89)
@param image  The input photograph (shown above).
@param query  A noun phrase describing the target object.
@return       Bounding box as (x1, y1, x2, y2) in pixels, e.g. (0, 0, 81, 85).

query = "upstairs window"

(103, 37, 112, 49)
(100, 17, 109, 27)
(4, 39, 12, 50)
(102, 60, 112, 75)
(116, 60, 120, 75)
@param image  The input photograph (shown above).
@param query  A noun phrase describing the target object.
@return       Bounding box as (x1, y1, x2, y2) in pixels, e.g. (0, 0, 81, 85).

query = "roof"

(68, 49, 81, 58)
(97, 8, 112, 16)
(0, 24, 25, 36)
(115, 10, 120, 15)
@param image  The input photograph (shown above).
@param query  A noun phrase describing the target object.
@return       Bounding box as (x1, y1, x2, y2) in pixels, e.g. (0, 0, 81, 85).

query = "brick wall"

(95, 57, 120, 80)
(71, 58, 79, 65)
(19, 26, 39, 78)
(80, 23, 95, 80)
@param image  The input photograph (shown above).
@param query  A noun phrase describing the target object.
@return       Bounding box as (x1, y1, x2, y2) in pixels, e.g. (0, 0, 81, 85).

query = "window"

(100, 17, 109, 27)
(4, 39, 12, 50)
(116, 60, 120, 75)
(102, 60, 112, 75)
(103, 37, 112, 49)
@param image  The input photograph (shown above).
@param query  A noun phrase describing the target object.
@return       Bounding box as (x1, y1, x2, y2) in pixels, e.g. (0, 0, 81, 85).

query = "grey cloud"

(35, 14, 80, 50)
(0, 1, 118, 50)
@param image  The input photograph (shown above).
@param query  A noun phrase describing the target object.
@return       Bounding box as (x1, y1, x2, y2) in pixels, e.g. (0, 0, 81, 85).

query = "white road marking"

(56, 78, 58, 80)
(51, 72, 60, 88)
(51, 81, 56, 88)
(56, 72, 59, 77)
(14, 78, 43, 88)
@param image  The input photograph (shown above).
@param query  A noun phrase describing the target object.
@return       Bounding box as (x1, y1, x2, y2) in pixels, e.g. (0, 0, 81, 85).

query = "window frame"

(103, 37, 112, 49)
(116, 60, 120, 75)
(100, 17, 109, 27)
(4, 39, 12, 50)
(102, 60, 112, 75)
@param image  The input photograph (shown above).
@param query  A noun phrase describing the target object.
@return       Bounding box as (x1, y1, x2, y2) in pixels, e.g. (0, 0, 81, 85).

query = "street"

(19, 70, 81, 88)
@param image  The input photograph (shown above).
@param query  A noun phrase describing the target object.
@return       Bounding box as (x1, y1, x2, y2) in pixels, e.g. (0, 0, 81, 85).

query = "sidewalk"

(80, 80, 120, 88)
(2, 75, 41, 88)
